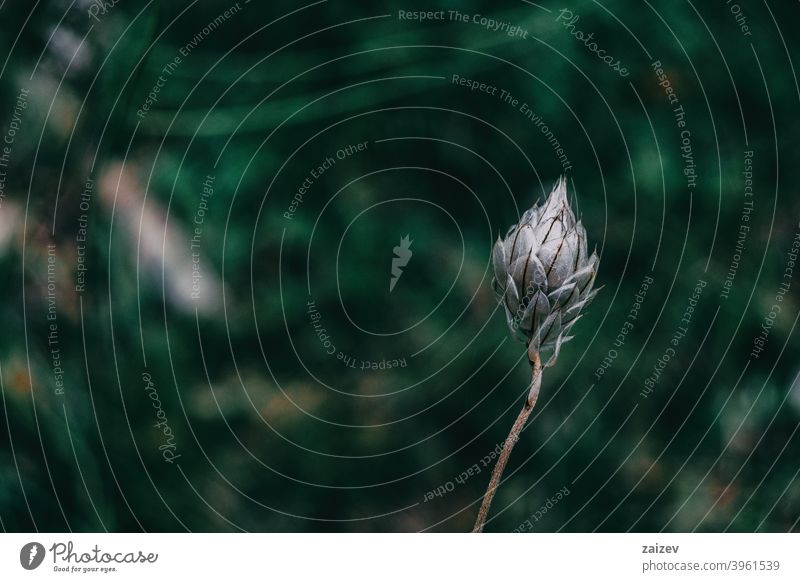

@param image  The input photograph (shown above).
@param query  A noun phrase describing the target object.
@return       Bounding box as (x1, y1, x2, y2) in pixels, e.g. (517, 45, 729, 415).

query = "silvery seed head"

(492, 177, 599, 367)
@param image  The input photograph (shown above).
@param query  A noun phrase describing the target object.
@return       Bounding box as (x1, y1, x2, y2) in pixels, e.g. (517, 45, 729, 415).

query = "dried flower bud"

(492, 177, 599, 367)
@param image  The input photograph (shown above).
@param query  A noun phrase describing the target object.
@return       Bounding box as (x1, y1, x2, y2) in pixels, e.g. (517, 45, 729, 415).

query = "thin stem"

(472, 352, 543, 533)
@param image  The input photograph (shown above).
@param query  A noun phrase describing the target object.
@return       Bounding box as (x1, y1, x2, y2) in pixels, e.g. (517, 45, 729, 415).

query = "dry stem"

(472, 351, 542, 532)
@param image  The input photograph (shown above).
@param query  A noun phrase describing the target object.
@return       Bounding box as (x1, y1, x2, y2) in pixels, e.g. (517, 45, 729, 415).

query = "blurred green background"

(1, 0, 798, 532)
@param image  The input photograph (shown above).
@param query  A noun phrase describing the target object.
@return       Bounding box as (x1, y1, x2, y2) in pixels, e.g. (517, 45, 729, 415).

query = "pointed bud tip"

(548, 176, 567, 202)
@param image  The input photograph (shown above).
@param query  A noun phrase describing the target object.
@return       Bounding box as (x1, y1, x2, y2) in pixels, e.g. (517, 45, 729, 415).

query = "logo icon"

(389, 235, 413, 292)
(20, 542, 45, 570)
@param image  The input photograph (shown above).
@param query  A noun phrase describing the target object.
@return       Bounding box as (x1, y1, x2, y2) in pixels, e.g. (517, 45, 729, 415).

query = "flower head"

(492, 177, 599, 366)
